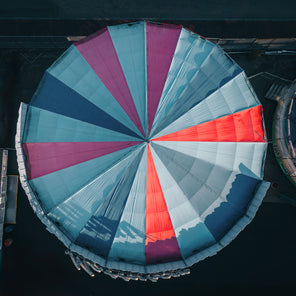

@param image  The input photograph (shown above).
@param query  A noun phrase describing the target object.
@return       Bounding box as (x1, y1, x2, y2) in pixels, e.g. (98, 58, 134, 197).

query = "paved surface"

(1, 19, 296, 39)
(1, 0, 296, 20)
(1, 35, 296, 296)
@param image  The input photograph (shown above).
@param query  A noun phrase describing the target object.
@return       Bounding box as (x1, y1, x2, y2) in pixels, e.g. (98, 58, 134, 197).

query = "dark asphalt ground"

(2, 19, 296, 39)
(2, 1, 296, 41)
(1, 0, 296, 20)
(0, 19, 296, 296)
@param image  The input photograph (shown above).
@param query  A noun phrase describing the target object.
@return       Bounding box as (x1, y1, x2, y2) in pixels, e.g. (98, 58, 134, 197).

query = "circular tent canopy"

(16, 21, 270, 281)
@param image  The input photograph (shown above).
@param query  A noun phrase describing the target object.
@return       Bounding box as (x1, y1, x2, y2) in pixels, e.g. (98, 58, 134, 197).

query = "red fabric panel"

(23, 141, 140, 180)
(145, 145, 182, 264)
(146, 23, 182, 133)
(75, 29, 144, 136)
(152, 105, 266, 142)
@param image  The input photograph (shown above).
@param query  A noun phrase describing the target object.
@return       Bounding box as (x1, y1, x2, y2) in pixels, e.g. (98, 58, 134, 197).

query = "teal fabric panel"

(30, 72, 140, 138)
(47, 144, 145, 240)
(153, 72, 259, 139)
(23, 106, 141, 143)
(29, 144, 141, 212)
(74, 146, 145, 258)
(48, 45, 142, 137)
(108, 146, 147, 264)
(108, 23, 147, 137)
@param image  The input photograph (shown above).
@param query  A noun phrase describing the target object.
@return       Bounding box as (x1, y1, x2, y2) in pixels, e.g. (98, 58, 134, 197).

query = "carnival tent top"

(16, 21, 270, 281)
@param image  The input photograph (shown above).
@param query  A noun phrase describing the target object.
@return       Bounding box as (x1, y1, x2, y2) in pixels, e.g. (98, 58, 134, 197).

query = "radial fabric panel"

(16, 21, 269, 277)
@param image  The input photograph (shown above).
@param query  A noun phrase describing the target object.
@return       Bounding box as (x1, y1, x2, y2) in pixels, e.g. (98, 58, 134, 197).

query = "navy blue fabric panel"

(30, 72, 141, 139)
(204, 173, 260, 241)
(74, 148, 144, 258)
(225, 170, 261, 213)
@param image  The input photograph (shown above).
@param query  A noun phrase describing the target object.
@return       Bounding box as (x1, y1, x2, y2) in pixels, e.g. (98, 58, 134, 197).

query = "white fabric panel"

(152, 28, 215, 133)
(153, 141, 267, 179)
(153, 72, 259, 139)
(150, 144, 216, 258)
(150, 144, 202, 229)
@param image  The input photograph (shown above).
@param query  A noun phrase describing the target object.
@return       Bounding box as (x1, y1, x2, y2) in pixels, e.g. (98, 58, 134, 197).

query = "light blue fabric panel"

(150, 142, 259, 242)
(74, 146, 145, 258)
(153, 72, 259, 138)
(150, 46, 243, 137)
(153, 141, 267, 179)
(47, 144, 145, 240)
(108, 23, 147, 137)
(151, 29, 214, 134)
(108, 146, 147, 264)
(23, 106, 140, 143)
(149, 144, 216, 258)
(47, 45, 142, 137)
(151, 142, 222, 218)
(29, 144, 141, 212)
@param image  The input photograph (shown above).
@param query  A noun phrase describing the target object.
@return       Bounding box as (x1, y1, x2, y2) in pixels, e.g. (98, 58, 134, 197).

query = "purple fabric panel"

(145, 236, 183, 264)
(23, 141, 141, 180)
(74, 29, 144, 136)
(146, 23, 182, 133)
